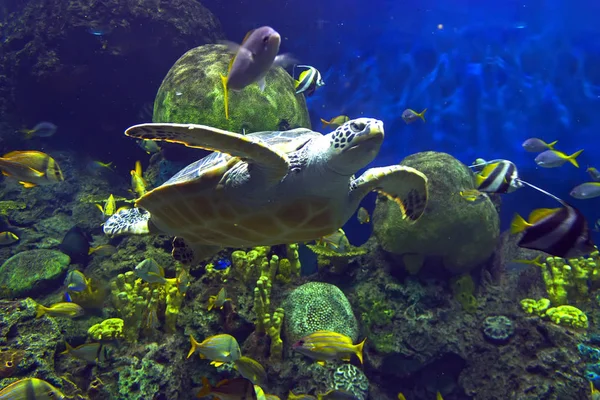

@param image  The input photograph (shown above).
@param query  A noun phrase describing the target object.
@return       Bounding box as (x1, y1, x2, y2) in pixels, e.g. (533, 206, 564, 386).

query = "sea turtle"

(104, 118, 429, 263)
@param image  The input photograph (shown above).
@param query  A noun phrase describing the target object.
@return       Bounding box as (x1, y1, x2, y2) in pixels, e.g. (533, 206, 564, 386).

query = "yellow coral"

(88, 318, 125, 341)
(539, 253, 600, 305)
(545, 305, 588, 329)
(520, 298, 551, 316)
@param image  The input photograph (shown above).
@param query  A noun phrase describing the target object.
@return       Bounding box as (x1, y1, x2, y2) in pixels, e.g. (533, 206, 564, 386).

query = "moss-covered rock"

(373, 152, 499, 274)
(282, 282, 358, 344)
(153, 44, 311, 133)
(0, 250, 70, 297)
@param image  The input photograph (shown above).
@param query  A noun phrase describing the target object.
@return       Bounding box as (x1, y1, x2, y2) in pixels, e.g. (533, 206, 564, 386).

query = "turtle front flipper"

(351, 165, 428, 222)
(125, 123, 290, 185)
(104, 208, 152, 236)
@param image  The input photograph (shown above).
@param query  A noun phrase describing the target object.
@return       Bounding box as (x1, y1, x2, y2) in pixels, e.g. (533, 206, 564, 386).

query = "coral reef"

(327, 363, 369, 400)
(373, 152, 499, 274)
(153, 44, 311, 133)
(482, 315, 514, 343)
(282, 282, 358, 344)
(538, 253, 600, 305)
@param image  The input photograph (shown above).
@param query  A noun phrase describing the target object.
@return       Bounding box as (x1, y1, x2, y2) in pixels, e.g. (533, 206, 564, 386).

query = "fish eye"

(262, 35, 269, 43)
(5, 361, 12, 367)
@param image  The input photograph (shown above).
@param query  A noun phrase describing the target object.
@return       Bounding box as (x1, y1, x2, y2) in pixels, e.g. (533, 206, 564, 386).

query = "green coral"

(451, 274, 478, 313)
(537, 253, 600, 305)
(153, 44, 311, 133)
(520, 298, 551, 316)
(0, 250, 70, 298)
(88, 318, 125, 341)
(0, 200, 26, 214)
(373, 152, 499, 274)
(253, 274, 284, 362)
(231, 246, 270, 283)
(282, 282, 358, 344)
(546, 305, 588, 329)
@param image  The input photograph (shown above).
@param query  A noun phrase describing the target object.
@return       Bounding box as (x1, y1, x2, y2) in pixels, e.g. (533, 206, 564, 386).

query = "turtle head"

(326, 118, 384, 175)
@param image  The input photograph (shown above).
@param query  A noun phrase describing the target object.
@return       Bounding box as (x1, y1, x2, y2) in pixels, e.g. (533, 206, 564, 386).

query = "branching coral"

(520, 298, 588, 329)
(253, 275, 284, 361)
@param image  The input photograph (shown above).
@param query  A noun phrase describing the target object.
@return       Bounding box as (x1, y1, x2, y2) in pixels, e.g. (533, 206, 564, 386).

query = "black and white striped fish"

(472, 159, 523, 194)
(294, 65, 324, 96)
(511, 203, 595, 258)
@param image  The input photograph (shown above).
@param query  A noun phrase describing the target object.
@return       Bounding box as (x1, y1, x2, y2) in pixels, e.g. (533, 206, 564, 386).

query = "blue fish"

(214, 258, 231, 270)
(64, 292, 72, 302)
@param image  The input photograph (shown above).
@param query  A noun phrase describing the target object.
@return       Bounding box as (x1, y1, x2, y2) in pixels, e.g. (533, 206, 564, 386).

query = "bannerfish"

(0, 378, 66, 399)
(20, 121, 57, 138)
(522, 138, 557, 152)
(0, 231, 18, 246)
(320, 115, 349, 129)
(401, 108, 427, 124)
(220, 26, 294, 119)
(474, 160, 523, 194)
(0, 150, 64, 188)
(535, 149, 583, 168)
(187, 333, 241, 365)
(510, 203, 595, 258)
(570, 182, 600, 200)
(294, 65, 325, 96)
(196, 377, 257, 400)
(293, 330, 366, 365)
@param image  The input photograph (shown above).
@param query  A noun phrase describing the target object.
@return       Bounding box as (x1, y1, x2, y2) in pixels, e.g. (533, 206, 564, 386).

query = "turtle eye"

(350, 122, 366, 132)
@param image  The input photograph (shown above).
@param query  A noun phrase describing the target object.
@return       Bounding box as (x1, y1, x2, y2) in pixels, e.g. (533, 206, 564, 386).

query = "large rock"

(153, 44, 311, 133)
(373, 152, 499, 274)
(0, 249, 70, 297)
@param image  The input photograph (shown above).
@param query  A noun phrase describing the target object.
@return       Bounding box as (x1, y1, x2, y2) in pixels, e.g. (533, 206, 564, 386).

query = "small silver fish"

(61, 342, 108, 363)
(535, 149, 583, 168)
(401, 108, 426, 124)
(570, 182, 600, 200)
(134, 258, 166, 284)
(521, 138, 557, 152)
(20, 121, 57, 138)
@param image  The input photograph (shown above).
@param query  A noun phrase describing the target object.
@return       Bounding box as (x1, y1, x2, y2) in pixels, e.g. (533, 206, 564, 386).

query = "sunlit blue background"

(206, 0, 600, 236)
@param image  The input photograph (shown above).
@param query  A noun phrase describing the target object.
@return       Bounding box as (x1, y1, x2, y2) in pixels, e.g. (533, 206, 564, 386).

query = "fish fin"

(95, 204, 105, 215)
(207, 300, 214, 311)
(510, 213, 531, 234)
(320, 118, 330, 128)
(187, 335, 200, 359)
(135, 160, 142, 176)
(355, 337, 367, 365)
(60, 341, 74, 355)
(218, 39, 241, 54)
(398, 394, 407, 400)
(437, 392, 444, 400)
(35, 304, 47, 318)
(196, 377, 212, 398)
(528, 208, 559, 224)
(474, 174, 486, 187)
(241, 29, 255, 44)
(294, 79, 300, 88)
(19, 181, 37, 188)
(418, 108, 427, 122)
(567, 149, 584, 168)
(257, 77, 266, 92)
(210, 361, 225, 367)
(316, 360, 326, 366)
(273, 53, 297, 68)
(220, 74, 230, 120)
(547, 140, 558, 150)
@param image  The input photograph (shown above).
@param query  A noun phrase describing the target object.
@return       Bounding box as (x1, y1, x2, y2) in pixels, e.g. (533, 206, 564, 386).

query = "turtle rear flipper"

(172, 237, 220, 265)
(125, 123, 290, 185)
(351, 165, 428, 222)
(104, 208, 151, 236)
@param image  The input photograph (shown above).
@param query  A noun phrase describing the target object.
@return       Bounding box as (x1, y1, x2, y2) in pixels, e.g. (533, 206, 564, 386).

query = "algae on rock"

(373, 151, 499, 274)
(153, 44, 311, 133)
(0, 250, 70, 297)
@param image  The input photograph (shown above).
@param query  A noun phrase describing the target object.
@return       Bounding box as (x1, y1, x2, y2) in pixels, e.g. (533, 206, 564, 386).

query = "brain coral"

(282, 282, 358, 344)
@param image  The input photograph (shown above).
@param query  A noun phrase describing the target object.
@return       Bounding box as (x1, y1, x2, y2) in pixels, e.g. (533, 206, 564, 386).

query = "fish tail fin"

(187, 334, 200, 359)
(547, 140, 558, 150)
(220, 74, 229, 120)
(196, 377, 212, 398)
(20, 129, 34, 138)
(320, 118, 329, 128)
(60, 341, 73, 355)
(567, 149, 584, 168)
(510, 213, 529, 234)
(35, 304, 47, 318)
(355, 337, 367, 365)
(419, 108, 427, 122)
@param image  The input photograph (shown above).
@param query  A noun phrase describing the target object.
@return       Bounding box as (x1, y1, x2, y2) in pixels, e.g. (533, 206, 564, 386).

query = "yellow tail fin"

(567, 149, 584, 168)
(20, 129, 34, 139)
(187, 334, 200, 359)
(510, 213, 529, 234)
(221, 74, 229, 120)
(60, 341, 74, 355)
(355, 337, 367, 365)
(418, 108, 427, 122)
(35, 304, 47, 318)
(547, 140, 558, 150)
(320, 118, 330, 128)
(196, 377, 212, 398)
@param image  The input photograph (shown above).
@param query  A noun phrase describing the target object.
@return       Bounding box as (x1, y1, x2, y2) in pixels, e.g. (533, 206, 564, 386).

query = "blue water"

(206, 0, 600, 234)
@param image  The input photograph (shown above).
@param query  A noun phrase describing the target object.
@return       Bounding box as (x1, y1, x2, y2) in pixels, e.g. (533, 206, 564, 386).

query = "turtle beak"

(345, 120, 384, 153)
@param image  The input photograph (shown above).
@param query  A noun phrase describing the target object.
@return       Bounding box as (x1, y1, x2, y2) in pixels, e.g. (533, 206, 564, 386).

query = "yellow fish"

(197, 377, 256, 400)
(320, 115, 349, 129)
(233, 356, 267, 386)
(288, 392, 317, 400)
(317, 390, 360, 399)
(35, 302, 84, 318)
(187, 333, 241, 365)
(0, 150, 64, 188)
(0, 378, 65, 399)
(512, 255, 544, 268)
(459, 189, 486, 204)
(208, 287, 232, 311)
(292, 330, 366, 365)
(130, 160, 147, 197)
(92, 160, 114, 170)
(0, 231, 19, 246)
(88, 244, 117, 257)
(95, 194, 116, 218)
(356, 207, 370, 224)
